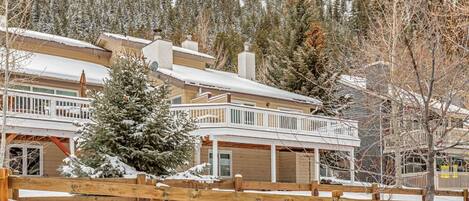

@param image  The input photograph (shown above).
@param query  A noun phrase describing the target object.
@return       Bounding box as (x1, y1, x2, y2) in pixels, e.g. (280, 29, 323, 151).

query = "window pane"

(32, 87, 54, 94)
(27, 148, 41, 175)
(56, 90, 77, 97)
(220, 153, 231, 177)
(171, 97, 182, 105)
(9, 147, 23, 175)
(10, 85, 31, 91)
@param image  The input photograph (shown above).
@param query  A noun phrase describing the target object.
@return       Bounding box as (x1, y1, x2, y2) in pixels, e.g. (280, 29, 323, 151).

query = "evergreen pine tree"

(263, 0, 348, 115)
(61, 57, 196, 177)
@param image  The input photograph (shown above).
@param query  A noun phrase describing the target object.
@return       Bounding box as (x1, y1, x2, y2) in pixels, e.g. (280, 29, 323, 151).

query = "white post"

(350, 149, 355, 184)
(69, 137, 75, 156)
(212, 138, 218, 177)
(194, 139, 201, 165)
(271, 144, 276, 182)
(314, 148, 320, 181)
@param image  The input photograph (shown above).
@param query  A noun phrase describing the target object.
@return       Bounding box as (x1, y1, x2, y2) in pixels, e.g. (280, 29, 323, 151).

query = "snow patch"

(2, 27, 103, 50)
(165, 163, 218, 182)
(13, 50, 109, 84)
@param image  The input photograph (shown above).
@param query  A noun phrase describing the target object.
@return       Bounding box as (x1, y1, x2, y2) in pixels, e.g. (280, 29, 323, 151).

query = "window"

(170, 96, 182, 105)
(32, 87, 55, 94)
(10, 84, 78, 97)
(208, 151, 232, 177)
(7, 144, 42, 176)
(11, 85, 31, 91)
(56, 90, 78, 97)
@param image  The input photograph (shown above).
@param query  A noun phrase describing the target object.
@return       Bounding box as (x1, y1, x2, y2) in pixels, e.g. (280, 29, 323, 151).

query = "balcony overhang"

(0, 116, 78, 137)
(191, 127, 360, 148)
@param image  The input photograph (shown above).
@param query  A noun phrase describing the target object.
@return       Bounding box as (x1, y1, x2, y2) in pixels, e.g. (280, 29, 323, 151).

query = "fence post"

(0, 168, 9, 201)
(332, 190, 342, 201)
(371, 183, 379, 201)
(136, 174, 146, 201)
(310, 180, 319, 196)
(234, 174, 243, 192)
(421, 189, 427, 201)
(464, 189, 468, 201)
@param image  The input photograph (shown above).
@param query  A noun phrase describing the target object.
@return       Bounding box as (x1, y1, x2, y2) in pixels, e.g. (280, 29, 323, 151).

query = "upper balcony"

(0, 89, 360, 147)
(171, 103, 360, 147)
(0, 88, 91, 137)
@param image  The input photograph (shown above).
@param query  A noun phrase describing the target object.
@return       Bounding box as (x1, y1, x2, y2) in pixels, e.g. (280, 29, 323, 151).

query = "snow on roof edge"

(102, 32, 215, 60)
(1, 27, 104, 50)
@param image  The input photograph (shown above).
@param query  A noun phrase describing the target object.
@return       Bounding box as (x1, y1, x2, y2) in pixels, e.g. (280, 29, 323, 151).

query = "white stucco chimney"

(238, 42, 255, 80)
(142, 39, 173, 70)
(181, 35, 198, 51)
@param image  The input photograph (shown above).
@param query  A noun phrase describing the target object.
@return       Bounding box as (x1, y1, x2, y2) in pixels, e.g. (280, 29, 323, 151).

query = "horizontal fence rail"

(171, 103, 359, 138)
(0, 89, 92, 122)
(3, 172, 469, 201)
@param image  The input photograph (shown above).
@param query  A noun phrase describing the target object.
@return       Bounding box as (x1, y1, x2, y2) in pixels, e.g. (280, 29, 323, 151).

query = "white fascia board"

(191, 127, 360, 147)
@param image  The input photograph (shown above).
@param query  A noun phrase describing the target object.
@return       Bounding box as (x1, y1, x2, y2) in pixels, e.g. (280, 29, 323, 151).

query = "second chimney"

(238, 42, 255, 80)
(181, 35, 198, 51)
(142, 40, 173, 70)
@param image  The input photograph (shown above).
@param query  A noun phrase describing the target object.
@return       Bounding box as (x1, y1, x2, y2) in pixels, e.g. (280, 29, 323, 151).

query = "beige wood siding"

(201, 146, 274, 181)
(278, 151, 297, 182)
(295, 153, 315, 184)
(43, 142, 68, 177)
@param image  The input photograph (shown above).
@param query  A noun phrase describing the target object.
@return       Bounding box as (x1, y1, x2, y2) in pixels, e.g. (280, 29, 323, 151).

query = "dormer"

(96, 33, 215, 70)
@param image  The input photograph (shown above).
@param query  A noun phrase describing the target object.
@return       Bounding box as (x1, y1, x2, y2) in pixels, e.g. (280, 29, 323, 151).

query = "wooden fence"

(1, 169, 469, 201)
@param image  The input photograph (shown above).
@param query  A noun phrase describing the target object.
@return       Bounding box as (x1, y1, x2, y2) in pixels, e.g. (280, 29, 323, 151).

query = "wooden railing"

(2, 170, 469, 201)
(171, 103, 359, 138)
(0, 89, 91, 122)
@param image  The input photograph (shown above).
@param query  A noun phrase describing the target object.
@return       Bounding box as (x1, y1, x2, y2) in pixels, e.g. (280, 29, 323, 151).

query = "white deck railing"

(0, 89, 359, 139)
(171, 103, 359, 138)
(0, 89, 91, 122)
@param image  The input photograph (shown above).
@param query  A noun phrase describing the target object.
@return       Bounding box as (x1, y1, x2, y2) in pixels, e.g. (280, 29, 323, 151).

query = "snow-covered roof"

(339, 75, 367, 89)
(101, 32, 215, 60)
(15, 50, 109, 85)
(340, 74, 469, 115)
(157, 65, 322, 105)
(1, 27, 104, 50)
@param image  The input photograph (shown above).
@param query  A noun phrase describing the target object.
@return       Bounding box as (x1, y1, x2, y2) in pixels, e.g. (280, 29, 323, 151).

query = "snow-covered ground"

(19, 189, 463, 201)
(244, 190, 463, 201)
(19, 190, 71, 197)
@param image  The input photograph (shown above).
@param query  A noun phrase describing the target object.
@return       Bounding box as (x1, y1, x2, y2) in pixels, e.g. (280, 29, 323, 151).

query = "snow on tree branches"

(60, 56, 196, 177)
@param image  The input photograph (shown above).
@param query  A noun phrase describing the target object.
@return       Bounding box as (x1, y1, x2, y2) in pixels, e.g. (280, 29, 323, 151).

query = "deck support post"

(212, 138, 218, 177)
(69, 137, 75, 156)
(194, 139, 201, 165)
(271, 144, 276, 183)
(314, 148, 320, 181)
(350, 148, 355, 184)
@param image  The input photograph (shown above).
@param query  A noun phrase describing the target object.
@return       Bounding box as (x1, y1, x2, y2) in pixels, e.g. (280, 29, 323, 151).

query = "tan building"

(1, 28, 360, 183)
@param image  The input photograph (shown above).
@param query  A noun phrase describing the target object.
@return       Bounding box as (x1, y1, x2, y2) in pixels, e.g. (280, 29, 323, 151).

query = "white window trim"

(232, 100, 256, 107)
(12, 83, 78, 97)
(208, 150, 233, 178)
(277, 107, 303, 113)
(7, 144, 44, 176)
